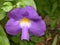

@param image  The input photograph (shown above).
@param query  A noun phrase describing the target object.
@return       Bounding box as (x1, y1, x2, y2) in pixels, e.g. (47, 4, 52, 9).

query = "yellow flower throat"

(20, 17, 31, 28)
(20, 17, 30, 24)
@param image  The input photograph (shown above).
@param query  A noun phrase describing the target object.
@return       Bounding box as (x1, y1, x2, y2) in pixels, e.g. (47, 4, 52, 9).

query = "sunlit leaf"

(17, 0, 36, 10)
(52, 35, 58, 45)
(1, 2, 14, 12)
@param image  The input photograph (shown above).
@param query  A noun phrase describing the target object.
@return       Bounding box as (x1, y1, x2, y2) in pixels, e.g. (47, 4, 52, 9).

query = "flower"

(5, 6, 46, 41)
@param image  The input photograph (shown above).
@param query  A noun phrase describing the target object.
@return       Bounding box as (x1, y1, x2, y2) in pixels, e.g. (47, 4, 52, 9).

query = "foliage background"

(0, 0, 60, 45)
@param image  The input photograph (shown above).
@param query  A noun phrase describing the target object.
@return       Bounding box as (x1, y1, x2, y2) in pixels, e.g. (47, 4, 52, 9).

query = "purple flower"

(5, 6, 46, 41)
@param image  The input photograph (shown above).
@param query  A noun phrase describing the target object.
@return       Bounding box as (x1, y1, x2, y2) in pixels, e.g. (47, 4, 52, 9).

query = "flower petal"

(21, 27, 29, 41)
(8, 8, 25, 20)
(5, 18, 20, 35)
(29, 20, 46, 36)
(8, 6, 41, 20)
(24, 6, 42, 20)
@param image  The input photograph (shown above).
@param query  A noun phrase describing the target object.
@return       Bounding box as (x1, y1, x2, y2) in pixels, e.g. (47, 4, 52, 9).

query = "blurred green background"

(0, 0, 60, 45)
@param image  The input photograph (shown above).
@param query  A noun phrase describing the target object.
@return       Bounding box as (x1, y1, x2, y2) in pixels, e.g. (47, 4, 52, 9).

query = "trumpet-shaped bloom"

(5, 6, 46, 41)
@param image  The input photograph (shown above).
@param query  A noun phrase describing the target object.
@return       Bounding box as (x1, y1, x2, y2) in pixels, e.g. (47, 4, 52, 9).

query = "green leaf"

(1, 2, 14, 12)
(22, 0, 36, 9)
(30, 36, 40, 42)
(0, 10, 6, 21)
(28, 42, 35, 45)
(34, 0, 51, 15)
(30, 36, 44, 43)
(0, 25, 10, 45)
(45, 30, 51, 38)
(4, 0, 14, 1)
(16, 2, 24, 8)
(51, 2, 57, 14)
(51, 20, 56, 30)
(17, 0, 36, 10)
(0, 0, 4, 8)
(0, 16, 8, 27)
(52, 35, 58, 45)
(20, 40, 28, 45)
(11, 34, 20, 43)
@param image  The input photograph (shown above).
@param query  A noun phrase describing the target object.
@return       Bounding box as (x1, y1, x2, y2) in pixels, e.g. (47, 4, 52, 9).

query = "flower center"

(20, 17, 31, 28)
